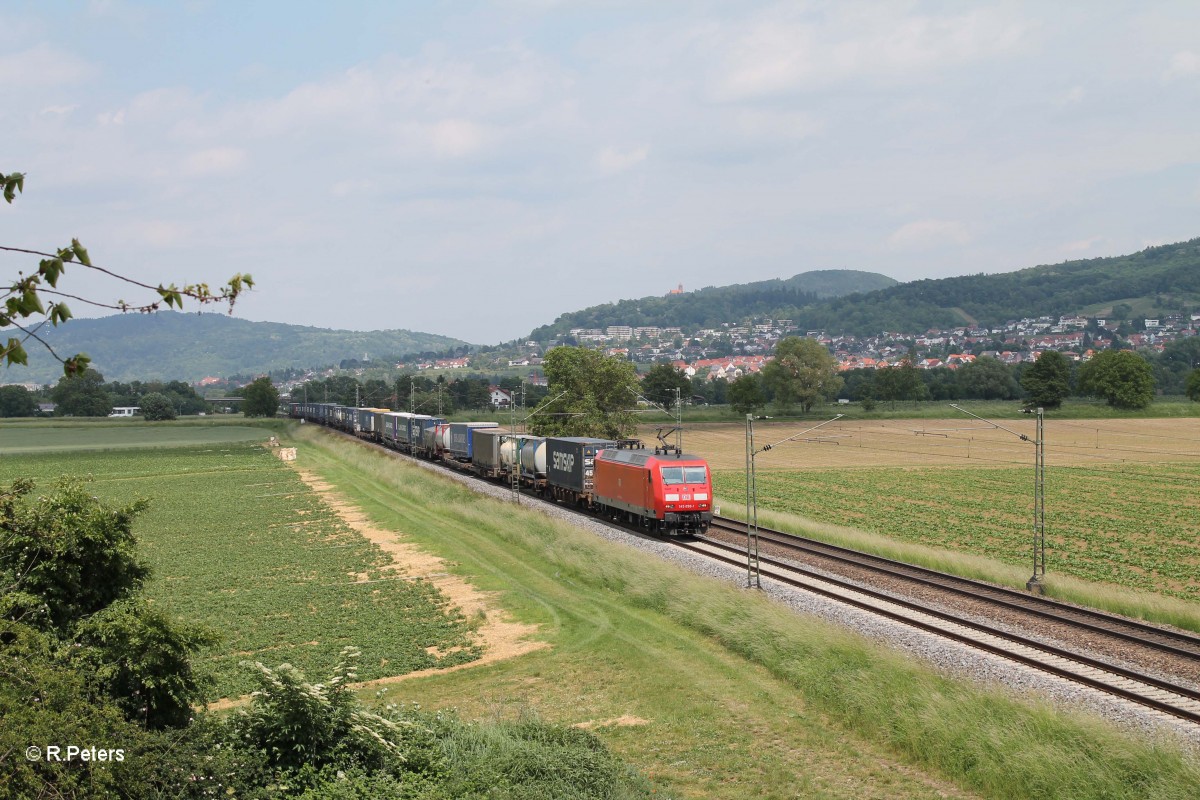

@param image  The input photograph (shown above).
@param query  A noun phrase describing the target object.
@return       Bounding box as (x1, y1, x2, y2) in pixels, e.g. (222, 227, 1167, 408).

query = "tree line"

(297, 373, 550, 416)
(716, 340, 1200, 414)
(502, 339, 1200, 443)
(0, 372, 280, 419)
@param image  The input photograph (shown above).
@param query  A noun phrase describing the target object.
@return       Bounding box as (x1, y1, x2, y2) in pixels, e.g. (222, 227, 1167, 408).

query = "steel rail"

(678, 536, 1200, 726)
(710, 516, 1200, 660)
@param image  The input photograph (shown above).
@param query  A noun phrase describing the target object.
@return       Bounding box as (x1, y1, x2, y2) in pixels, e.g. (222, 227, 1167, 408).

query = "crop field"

(686, 418, 1200, 602)
(715, 464, 1200, 600)
(0, 421, 269, 453)
(0, 440, 480, 698)
(682, 416, 1200, 470)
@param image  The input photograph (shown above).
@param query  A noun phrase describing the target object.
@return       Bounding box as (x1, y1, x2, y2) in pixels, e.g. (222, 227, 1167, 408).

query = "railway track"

(709, 516, 1200, 663)
(696, 519, 1200, 726)
(314, 424, 1200, 726)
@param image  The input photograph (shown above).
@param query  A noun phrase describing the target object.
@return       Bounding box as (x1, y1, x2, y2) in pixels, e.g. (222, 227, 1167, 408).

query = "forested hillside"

(804, 238, 1200, 334)
(532, 240, 1200, 341)
(530, 269, 897, 340)
(13, 312, 468, 383)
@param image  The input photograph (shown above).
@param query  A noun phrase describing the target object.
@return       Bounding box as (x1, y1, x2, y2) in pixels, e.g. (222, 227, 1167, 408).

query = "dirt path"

(206, 467, 547, 711)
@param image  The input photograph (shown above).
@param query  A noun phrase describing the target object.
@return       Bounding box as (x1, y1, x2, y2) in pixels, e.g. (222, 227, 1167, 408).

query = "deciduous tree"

(762, 337, 842, 413)
(1185, 369, 1200, 402)
(873, 349, 927, 405)
(50, 368, 112, 417)
(1153, 337, 1200, 395)
(0, 384, 37, 417)
(1021, 350, 1071, 408)
(532, 346, 638, 438)
(728, 373, 767, 415)
(641, 363, 692, 410)
(240, 376, 279, 417)
(1077, 349, 1154, 409)
(138, 392, 177, 421)
(956, 356, 1020, 400)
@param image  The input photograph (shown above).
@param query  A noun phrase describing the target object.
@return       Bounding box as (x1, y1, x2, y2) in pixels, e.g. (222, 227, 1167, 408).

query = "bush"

(139, 392, 177, 421)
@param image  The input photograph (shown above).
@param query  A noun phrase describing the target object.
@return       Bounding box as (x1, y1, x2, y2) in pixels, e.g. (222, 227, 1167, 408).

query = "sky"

(3, 1, 1200, 344)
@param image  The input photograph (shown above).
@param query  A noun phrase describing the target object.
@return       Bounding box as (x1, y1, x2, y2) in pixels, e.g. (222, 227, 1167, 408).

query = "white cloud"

(709, 4, 1029, 100)
(0, 44, 92, 88)
(330, 179, 375, 198)
(430, 119, 485, 158)
(887, 219, 972, 250)
(1060, 85, 1085, 105)
(111, 219, 190, 249)
(1164, 50, 1199, 79)
(732, 109, 821, 141)
(594, 145, 649, 175)
(40, 104, 78, 117)
(181, 147, 247, 177)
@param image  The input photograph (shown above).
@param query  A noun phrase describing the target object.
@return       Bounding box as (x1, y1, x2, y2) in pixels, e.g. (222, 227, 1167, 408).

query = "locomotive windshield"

(660, 466, 708, 485)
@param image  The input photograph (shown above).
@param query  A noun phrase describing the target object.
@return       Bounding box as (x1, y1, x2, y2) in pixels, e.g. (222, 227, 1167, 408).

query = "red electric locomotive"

(592, 448, 713, 534)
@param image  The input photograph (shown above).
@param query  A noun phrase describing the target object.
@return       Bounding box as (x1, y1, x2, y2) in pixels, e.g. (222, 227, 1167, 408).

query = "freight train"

(289, 402, 713, 535)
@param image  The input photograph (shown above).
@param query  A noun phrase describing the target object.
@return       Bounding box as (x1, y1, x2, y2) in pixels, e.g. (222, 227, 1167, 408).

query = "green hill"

(8, 312, 468, 384)
(530, 269, 898, 340)
(804, 238, 1200, 335)
(531, 240, 1200, 341)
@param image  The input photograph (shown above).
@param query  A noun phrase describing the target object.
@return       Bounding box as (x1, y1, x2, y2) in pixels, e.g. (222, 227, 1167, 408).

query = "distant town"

(417, 311, 1200, 384)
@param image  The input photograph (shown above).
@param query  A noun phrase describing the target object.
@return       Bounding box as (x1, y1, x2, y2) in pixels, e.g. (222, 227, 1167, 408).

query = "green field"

(715, 463, 1200, 602)
(0, 420, 270, 452)
(0, 430, 480, 698)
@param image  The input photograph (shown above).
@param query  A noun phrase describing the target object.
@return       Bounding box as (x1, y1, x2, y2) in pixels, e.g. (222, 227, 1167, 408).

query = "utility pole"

(509, 387, 520, 505)
(745, 414, 759, 588)
(950, 404, 1046, 592)
(745, 413, 844, 589)
(674, 386, 683, 453)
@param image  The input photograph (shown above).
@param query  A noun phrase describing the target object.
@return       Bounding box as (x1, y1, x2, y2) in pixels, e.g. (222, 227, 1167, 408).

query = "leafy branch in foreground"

(2, 170, 254, 376)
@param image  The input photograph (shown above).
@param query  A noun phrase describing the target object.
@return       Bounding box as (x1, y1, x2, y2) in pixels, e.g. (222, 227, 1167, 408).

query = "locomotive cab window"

(661, 466, 707, 485)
